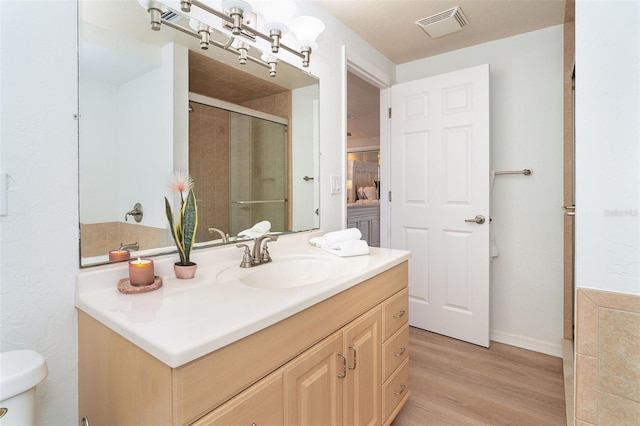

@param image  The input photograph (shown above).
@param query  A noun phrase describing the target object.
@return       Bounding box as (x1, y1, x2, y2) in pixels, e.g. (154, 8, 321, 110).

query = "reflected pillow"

(357, 187, 366, 199)
(363, 186, 377, 200)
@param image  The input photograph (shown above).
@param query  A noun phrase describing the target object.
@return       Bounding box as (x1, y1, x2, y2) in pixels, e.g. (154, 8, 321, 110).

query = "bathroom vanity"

(76, 232, 410, 425)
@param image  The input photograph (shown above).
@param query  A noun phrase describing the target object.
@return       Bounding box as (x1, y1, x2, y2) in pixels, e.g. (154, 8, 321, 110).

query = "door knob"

(465, 215, 485, 224)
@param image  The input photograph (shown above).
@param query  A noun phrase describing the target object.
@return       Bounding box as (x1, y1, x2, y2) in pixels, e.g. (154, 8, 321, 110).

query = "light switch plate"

(330, 175, 341, 194)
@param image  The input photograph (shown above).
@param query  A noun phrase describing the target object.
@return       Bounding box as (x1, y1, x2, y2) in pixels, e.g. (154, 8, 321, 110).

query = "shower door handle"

(465, 215, 485, 224)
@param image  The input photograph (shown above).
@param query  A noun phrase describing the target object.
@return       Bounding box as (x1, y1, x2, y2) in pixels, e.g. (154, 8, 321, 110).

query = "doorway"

(346, 71, 381, 247)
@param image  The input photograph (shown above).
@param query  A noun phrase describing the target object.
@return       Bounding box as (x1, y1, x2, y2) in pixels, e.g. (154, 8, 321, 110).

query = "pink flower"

(168, 170, 194, 195)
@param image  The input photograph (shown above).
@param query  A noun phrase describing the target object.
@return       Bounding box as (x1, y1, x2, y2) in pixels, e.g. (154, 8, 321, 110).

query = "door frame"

(345, 49, 392, 246)
(563, 22, 576, 341)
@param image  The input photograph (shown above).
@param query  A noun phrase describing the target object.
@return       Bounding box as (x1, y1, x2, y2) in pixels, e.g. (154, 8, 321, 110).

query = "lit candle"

(128, 258, 155, 286)
(109, 249, 130, 262)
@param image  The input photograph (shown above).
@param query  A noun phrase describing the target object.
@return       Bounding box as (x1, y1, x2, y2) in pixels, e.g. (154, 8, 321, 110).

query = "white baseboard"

(490, 330, 563, 358)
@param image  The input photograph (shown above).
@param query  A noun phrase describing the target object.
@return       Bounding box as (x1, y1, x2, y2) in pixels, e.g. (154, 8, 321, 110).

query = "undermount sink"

(216, 254, 347, 289)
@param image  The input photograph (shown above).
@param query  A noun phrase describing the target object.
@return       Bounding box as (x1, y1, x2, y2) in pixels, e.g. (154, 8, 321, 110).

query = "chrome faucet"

(125, 203, 143, 222)
(119, 242, 139, 251)
(236, 234, 279, 268)
(208, 227, 229, 244)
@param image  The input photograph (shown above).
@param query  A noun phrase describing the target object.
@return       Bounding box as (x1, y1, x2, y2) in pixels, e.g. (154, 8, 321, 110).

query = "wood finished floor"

(392, 327, 566, 426)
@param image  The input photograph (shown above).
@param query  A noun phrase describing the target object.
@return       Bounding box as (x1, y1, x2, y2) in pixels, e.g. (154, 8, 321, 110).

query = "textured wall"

(574, 0, 640, 295)
(0, 1, 79, 425)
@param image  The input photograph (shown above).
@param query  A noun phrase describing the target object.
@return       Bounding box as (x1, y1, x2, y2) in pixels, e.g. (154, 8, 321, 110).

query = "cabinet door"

(356, 219, 371, 244)
(283, 331, 344, 426)
(343, 306, 382, 426)
(370, 217, 381, 247)
(192, 371, 283, 426)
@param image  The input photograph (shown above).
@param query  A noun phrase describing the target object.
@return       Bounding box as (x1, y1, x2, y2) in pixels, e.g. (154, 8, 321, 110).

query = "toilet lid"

(0, 350, 48, 400)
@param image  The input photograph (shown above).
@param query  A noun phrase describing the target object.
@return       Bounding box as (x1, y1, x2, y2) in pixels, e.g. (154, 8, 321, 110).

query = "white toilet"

(0, 350, 48, 426)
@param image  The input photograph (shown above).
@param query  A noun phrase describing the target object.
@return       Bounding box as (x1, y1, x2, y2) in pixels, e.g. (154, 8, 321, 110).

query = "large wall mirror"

(79, 0, 320, 267)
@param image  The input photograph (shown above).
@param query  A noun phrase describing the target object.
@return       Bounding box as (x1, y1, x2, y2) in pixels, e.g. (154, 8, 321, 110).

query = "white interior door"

(390, 64, 490, 347)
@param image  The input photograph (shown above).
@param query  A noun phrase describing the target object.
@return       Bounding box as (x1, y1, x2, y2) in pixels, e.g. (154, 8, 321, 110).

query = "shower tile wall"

(189, 104, 230, 243)
(575, 288, 640, 424)
(80, 222, 170, 258)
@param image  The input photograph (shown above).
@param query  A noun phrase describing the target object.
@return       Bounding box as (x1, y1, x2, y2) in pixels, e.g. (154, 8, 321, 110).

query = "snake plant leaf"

(165, 196, 186, 264)
(180, 189, 198, 264)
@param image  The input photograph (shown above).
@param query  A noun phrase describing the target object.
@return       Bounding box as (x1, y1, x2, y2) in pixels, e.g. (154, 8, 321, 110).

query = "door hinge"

(388, 191, 392, 202)
(388, 107, 392, 119)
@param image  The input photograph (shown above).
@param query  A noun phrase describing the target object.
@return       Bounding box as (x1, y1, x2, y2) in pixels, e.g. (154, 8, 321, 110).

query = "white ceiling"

(316, 0, 567, 64)
(324, 0, 569, 143)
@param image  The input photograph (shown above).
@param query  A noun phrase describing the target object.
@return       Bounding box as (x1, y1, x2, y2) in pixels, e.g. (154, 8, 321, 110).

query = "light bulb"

(291, 16, 325, 50)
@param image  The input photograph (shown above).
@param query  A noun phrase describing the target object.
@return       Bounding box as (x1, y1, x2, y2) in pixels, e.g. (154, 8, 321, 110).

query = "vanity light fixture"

(221, 0, 253, 35)
(189, 20, 212, 49)
(138, 0, 324, 74)
(261, 53, 278, 77)
(235, 40, 250, 65)
(253, 0, 297, 53)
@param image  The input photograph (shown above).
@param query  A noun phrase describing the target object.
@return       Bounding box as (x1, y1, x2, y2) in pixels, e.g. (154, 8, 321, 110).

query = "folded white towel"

(320, 239, 370, 257)
(309, 228, 362, 248)
(238, 220, 272, 239)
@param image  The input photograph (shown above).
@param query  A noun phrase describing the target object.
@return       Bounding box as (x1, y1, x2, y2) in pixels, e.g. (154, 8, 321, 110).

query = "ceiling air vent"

(161, 10, 181, 23)
(416, 6, 469, 38)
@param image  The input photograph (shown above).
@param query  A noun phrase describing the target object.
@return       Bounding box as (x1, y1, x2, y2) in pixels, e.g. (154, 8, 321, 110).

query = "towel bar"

(495, 168, 533, 176)
(232, 199, 288, 204)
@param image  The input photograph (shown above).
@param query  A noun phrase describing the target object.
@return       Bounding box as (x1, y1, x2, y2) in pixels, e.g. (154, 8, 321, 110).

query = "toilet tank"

(0, 350, 48, 426)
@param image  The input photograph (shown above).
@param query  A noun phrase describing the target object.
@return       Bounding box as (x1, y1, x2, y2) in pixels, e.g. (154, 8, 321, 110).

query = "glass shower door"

(229, 111, 288, 236)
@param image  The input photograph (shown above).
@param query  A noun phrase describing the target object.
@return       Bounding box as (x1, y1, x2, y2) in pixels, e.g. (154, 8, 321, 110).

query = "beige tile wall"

(189, 103, 230, 243)
(80, 222, 171, 258)
(575, 288, 640, 424)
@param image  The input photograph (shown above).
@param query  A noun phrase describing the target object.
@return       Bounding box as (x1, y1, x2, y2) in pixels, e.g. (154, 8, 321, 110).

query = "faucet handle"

(261, 243, 272, 263)
(260, 235, 278, 263)
(236, 244, 253, 268)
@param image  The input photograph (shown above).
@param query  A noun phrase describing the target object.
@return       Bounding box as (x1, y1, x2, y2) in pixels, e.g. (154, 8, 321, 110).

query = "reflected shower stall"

(189, 100, 288, 242)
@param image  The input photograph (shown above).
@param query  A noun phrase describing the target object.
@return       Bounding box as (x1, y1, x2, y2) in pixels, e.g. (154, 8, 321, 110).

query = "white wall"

(397, 26, 565, 356)
(295, 1, 395, 232)
(0, 1, 79, 425)
(118, 43, 178, 229)
(575, 0, 640, 295)
(79, 79, 120, 222)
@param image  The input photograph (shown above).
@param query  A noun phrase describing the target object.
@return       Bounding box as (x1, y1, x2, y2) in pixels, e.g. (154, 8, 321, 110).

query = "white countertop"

(76, 231, 410, 368)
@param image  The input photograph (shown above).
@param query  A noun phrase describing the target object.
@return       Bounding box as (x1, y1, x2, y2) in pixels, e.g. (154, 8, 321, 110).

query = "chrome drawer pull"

(393, 383, 406, 396)
(393, 310, 406, 319)
(393, 347, 406, 357)
(337, 352, 347, 378)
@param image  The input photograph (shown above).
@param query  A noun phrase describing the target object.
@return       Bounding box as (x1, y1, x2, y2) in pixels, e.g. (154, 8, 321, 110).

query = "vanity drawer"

(382, 357, 409, 423)
(382, 288, 408, 340)
(192, 370, 283, 426)
(382, 323, 409, 383)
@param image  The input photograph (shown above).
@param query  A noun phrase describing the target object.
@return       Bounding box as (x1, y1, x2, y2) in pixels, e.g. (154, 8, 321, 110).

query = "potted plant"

(165, 171, 198, 279)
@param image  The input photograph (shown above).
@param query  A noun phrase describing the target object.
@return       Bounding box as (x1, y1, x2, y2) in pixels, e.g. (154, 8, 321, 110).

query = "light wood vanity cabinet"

(193, 370, 284, 426)
(78, 261, 408, 425)
(380, 288, 410, 424)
